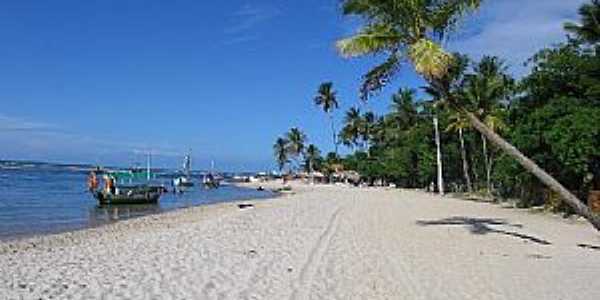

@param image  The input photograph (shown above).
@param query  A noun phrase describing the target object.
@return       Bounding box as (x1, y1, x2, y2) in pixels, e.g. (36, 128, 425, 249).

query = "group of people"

(87, 171, 115, 194)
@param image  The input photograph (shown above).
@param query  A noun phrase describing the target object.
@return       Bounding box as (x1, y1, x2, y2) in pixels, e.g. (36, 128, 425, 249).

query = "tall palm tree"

(390, 88, 419, 130)
(305, 144, 322, 182)
(446, 113, 473, 193)
(565, 0, 600, 44)
(314, 82, 340, 155)
(463, 56, 511, 196)
(433, 114, 444, 195)
(286, 127, 307, 172)
(423, 54, 469, 196)
(273, 137, 289, 174)
(361, 111, 377, 151)
(340, 107, 363, 148)
(336, 0, 600, 230)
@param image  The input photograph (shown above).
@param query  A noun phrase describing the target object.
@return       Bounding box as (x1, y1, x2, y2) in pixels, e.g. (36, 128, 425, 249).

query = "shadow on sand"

(416, 216, 552, 246)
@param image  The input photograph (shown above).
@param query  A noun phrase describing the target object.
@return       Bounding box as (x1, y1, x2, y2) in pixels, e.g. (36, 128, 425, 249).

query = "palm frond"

(336, 23, 403, 58)
(341, 0, 373, 16)
(429, 0, 483, 35)
(359, 52, 402, 101)
(445, 113, 471, 133)
(408, 38, 453, 79)
(484, 114, 507, 133)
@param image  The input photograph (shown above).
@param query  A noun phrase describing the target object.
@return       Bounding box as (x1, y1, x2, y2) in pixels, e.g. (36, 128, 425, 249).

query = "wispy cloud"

(449, 0, 587, 76)
(0, 114, 184, 164)
(223, 4, 281, 45)
(222, 34, 260, 46)
(0, 114, 58, 132)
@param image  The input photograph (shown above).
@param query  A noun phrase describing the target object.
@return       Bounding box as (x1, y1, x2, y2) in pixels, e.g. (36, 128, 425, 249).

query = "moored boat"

(88, 159, 165, 205)
(93, 184, 162, 205)
(173, 151, 195, 188)
(173, 176, 194, 187)
(202, 160, 221, 189)
(202, 173, 220, 189)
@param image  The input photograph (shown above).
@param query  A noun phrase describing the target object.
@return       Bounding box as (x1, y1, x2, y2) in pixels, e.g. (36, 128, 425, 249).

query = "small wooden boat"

(93, 185, 163, 205)
(88, 157, 164, 205)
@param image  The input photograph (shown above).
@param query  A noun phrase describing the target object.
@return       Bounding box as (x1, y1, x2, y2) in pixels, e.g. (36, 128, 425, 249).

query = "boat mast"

(184, 149, 192, 178)
(147, 151, 152, 181)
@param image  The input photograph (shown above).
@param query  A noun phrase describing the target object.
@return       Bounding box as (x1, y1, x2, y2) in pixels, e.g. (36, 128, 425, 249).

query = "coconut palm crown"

(286, 127, 307, 159)
(337, 0, 482, 100)
(273, 137, 289, 172)
(314, 82, 339, 113)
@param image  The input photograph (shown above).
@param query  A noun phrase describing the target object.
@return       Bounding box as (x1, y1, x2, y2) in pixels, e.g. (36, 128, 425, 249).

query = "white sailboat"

(173, 151, 194, 187)
(202, 160, 220, 188)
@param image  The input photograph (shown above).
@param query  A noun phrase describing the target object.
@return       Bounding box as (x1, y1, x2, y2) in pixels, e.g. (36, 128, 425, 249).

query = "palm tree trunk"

(433, 115, 444, 196)
(481, 133, 492, 196)
(463, 110, 600, 231)
(489, 151, 495, 195)
(472, 157, 480, 189)
(329, 113, 338, 155)
(459, 128, 473, 193)
(309, 158, 314, 184)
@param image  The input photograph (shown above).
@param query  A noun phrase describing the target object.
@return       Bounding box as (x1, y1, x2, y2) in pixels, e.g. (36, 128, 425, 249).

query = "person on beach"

(87, 171, 98, 192)
(104, 175, 115, 195)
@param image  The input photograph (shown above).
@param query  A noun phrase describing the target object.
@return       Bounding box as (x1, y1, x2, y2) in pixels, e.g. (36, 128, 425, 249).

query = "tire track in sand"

(290, 206, 342, 300)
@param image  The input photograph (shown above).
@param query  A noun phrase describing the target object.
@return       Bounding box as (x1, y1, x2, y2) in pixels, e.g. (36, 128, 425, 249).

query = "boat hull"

(173, 177, 194, 187)
(93, 186, 162, 205)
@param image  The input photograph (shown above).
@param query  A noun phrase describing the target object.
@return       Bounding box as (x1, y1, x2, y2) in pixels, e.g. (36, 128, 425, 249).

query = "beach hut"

(310, 171, 327, 184)
(331, 170, 361, 185)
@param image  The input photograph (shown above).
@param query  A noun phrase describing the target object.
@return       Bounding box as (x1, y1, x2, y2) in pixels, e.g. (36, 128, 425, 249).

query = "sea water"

(0, 162, 273, 241)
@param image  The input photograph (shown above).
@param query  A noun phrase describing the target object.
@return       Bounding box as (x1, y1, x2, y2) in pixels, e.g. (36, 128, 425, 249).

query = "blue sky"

(0, 0, 586, 171)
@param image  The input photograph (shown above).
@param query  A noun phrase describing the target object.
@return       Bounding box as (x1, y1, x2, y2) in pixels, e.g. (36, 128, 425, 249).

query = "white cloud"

(449, 0, 587, 76)
(223, 4, 281, 45)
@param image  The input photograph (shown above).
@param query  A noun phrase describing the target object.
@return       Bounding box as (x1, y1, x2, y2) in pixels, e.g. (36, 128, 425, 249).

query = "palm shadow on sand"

(416, 216, 552, 246)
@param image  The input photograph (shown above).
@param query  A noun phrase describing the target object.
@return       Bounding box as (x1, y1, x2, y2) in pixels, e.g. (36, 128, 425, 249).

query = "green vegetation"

(273, 127, 310, 175)
(272, 0, 600, 230)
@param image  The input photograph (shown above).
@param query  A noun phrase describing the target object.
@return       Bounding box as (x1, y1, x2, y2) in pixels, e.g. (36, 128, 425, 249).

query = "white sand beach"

(1, 183, 599, 299)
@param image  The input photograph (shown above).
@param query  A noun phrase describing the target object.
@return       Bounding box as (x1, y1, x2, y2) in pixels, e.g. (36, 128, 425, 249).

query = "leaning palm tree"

(286, 127, 307, 172)
(565, 0, 600, 44)
(314, 82, 340, 155)
(336, 0, 600, 230)
(273, 137, 289, 174)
